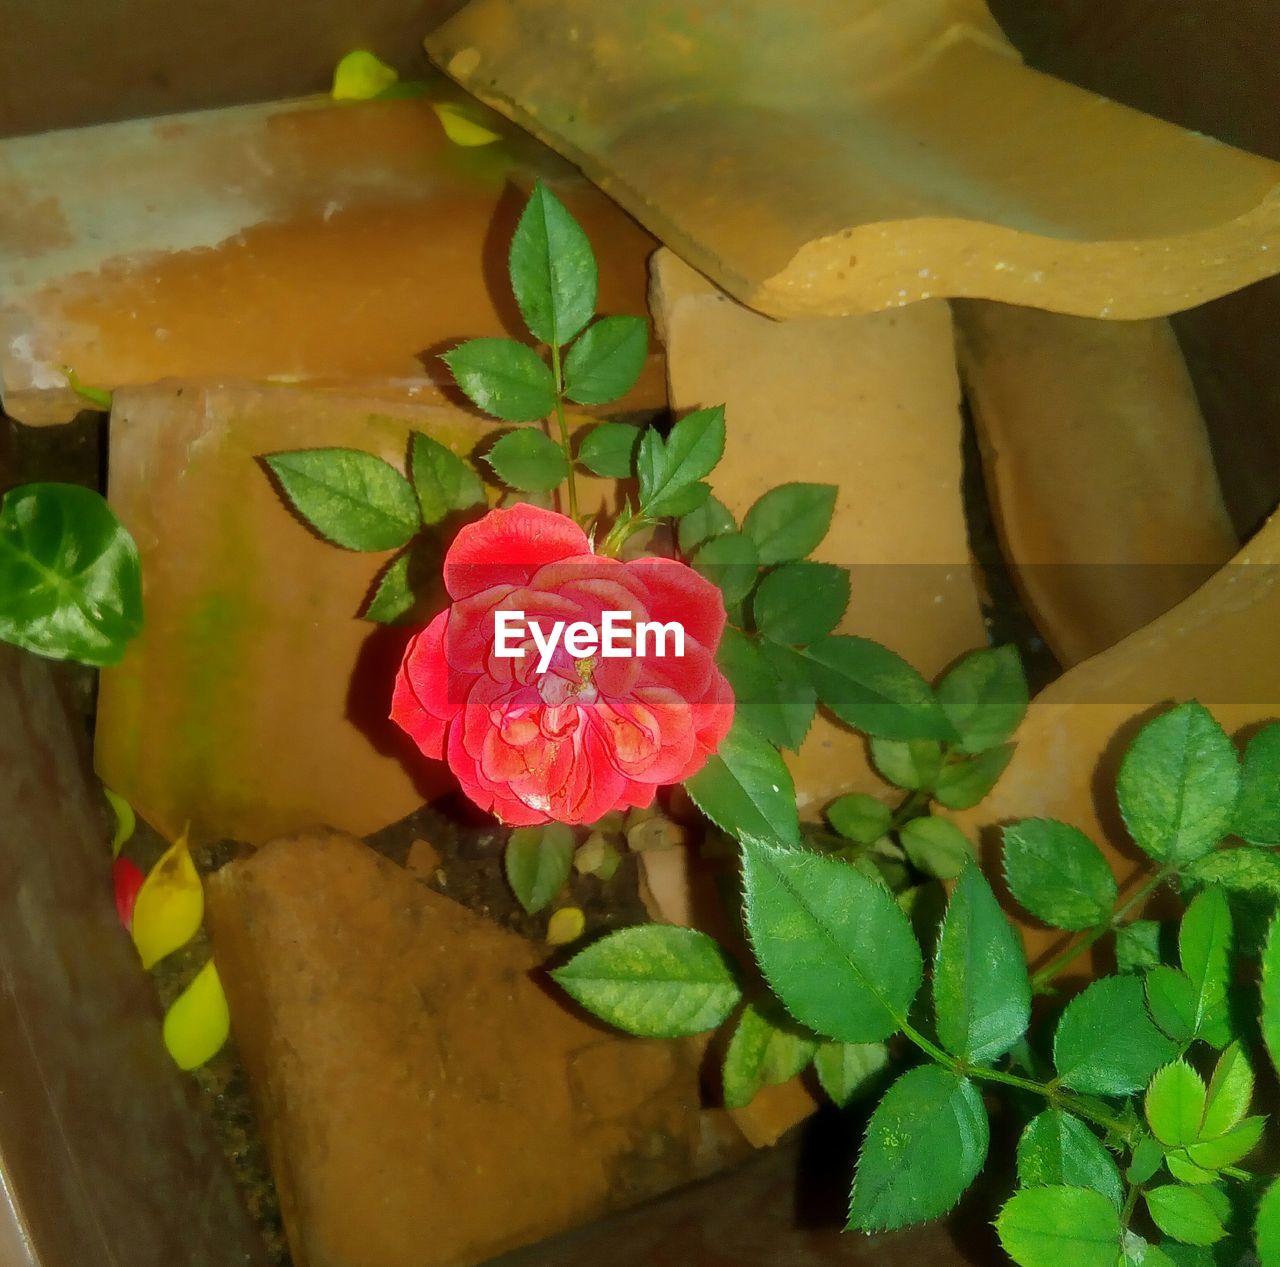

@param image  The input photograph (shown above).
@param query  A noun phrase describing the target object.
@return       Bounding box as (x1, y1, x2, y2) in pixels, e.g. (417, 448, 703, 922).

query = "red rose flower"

(391, 504, 734, 825)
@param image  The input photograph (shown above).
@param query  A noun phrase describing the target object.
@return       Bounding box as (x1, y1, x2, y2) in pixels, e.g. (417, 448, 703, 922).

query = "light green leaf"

(1145, 1061, 1207, 1147)
(936, 645, 1029, 755)
(1165, 1152, 1219, 1187)
(753, 562, 850, 645)
(721, 1001, 817, 1109)
(934, 743, 1015, 810)
(996, 1187, 1121, 1267)
(798, 636, 957, 742)
(693, 531, 759, 603)
(504, 823, 574, 913)
(933, 864, 1030, 1064)
(442, 338, 557, 421)
(677, 496, 736, 555)
(1116, 920, 1167, 974)
(638, 406, 725, 518)
(900, 816, 974, 881)
(826, 794, 892, 845)
(1183, 1116, 1264, 1169)
(486, 428, 570, 492)
(409, 430, 484, 521)
(563, 315, 648, 405)
(869, 738, 943, 791)
(1256, 1175, 1280, 1266)
(1180, 886, 1233, 1043)
(1261, 912, 1280, 1078)
(742, 483, 837, 565)
(1145, 1185, 1227, 1246)
(1016, 1112, 1125, 1209)
(740, 837, 922, 1043)
(848, 1066, 987, 1232)
(1116, 702, 1240, 865)
(104, 787, 135, 859)
(1234, 723, 1280, 845)
(1053, 976, 1177, 1096)
(363, 550, 416, 623)
(1119, 1236, 1178, 1267)
(1002, 819, 1118, 932)
(576, 421, 641, 478)
(0, 484, 144, 667)
(813, 1041, 890, 1108)
(551, 924, 741, 1038)
(684, 720, 800, 846)
(1200, 1043, 1253, 1139)
(508, 181, 596, 346)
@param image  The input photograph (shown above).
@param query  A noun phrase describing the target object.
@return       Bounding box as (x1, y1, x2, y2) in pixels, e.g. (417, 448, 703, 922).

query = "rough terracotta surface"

(952, 508, 1280, 977)
(206, 830, 737, 1267)
(651, 250, 988, 817)
(954, 301, 1239, 666)
(426, 0, 1280, 322)
(0, 85, 662, 425)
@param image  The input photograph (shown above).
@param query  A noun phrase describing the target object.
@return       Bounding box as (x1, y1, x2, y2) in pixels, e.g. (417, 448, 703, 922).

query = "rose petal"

(112, 856, 146, 930)
(444, 504, 590, 599)
(627, 555, 727, 651)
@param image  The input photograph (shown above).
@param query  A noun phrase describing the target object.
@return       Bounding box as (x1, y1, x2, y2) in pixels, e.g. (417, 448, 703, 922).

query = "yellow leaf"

(431, 102, 501, 147)
(547, 906, 586, 946)
(104, 786, 135, 858)
(164, 960, 230, 1071)
(131, 830, 203, 969)
(332, 50, 398, 102)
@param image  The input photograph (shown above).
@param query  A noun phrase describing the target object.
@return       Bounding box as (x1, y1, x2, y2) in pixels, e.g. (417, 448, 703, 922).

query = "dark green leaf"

(1129, 1134, 1166, 1185)
(934, 744, 1015, 810)
(508, 181, 596, 345)
(563, 315, 648, 405)
(409, 430, 484, 522)
(1116, 920, 1167, 974)
(826, 794, 892, 845)
(1145, 1061, 1207, 1147)
(638, 407, 725, 518)
(741, 837, 922, 1043)
(742, 483, 837, 564)
(684, 720, 800, 846)
(1145, 1186, 1226, 1246)
(551, 924, 741, 1037)
(936, 645, 1029, 755)
(1053, 976, 1177, 1095)
(996, 1187, 1121, 1267)
(505, 823, 574, 913)
(693, 531, 759, 603)
(1180, 887, 1233, 1043)
(1016, 1112, 1124, 1209)
(869, 738, 943, 791)
(753, 562, 850, 645)
(900, 816, 974, 880)
(757, 639, 818, 750)
(576, 421, 641, 478)
(933, 864, 1030, 1064)
(677, 495, 736, 555)
(0, 483, 143, 667)
(1147, 967, 1199, 1045)
(722, 1001, 817, 1108)
(363, 550, 416, 623)
(442, 338, 557, 421)
(717, 628, 796, 749)
(1234, 723, 1280, 845)
(486, 428, 570, 492)
(1116, 702, 1240, 865)
(848, 1066, 987, 1232)
(1002, 819, 1118, 932)
(799, 636, 957, 742)
(813, 1041, 890, 1108)
(1186, 848, 1280, 959)
(264, 449, 419, 550)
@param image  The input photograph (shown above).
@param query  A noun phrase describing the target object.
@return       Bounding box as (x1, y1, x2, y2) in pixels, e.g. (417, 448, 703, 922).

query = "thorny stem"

(1030, 865, 1177, 993)
(549, 342, 579, 522)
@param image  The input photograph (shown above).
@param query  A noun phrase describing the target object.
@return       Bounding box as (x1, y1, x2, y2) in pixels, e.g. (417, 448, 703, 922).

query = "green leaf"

(409, 431, 484, 521)
(0, 484, 143, 668)
(717, 628, 801, 750)
(1185, 848, 1280, 958)
(684, 720, 800, 846)
(869, 738, 943, 791)
(1116, 702, 1240, 865)
(363, 550, 416, 623)
(826, 794, 892, 845)
(105, 787, 136, 859)
(813, 1041, 890, 1108)
(638, 407, 726, 518)
(1120, 1237, 1179, 1267)
(740, 837, 922, 1043)
(1261, 913, 1280, 1078)
(753, 562, 850, 645)
(1179, 887, 1233, 1042)
(899, 816, 974, 881)
(677, 496, 736, 555)
(1147, 967, 1199, 1045)
(1200, 1043, 1253, 1139)
(1145, 1186, 1227, 1246)
(508, 180, 596, 346)
(934, 744, 1015, 810)
(1256, 1176, 1280, 1266)
(1016, 1112, 1124, 1210)
(1234, 723, 1280, 845)
(692, 531, 759, 603)
(1183, 1116, 1265, 1169)
(996, 1187, 1121, 1267)
(1165, 1153, 1219, 1187)
(504, 823, 574, 913)
(742, 483, 837, 565)
(563, 315, 648, 405)
(576, 421, 641, 478)
(486, 429, 570, 492)
(798, 636, 957, 742)
(932, 863, 1030, 1064)
(1116, 920, 1167, 974)
(721, 1000, 817, 1109)
(1053, 976, 1177, 1096)
(62, 366, 113, 410)
(1145, 1061, 1207, 1147)
(1002, 819, 1118, 932)
(551, 924, 741, 1037)
(442, 338, 557, 421)
(1128, 1134, 1166, 1185)
(756, 639, 819, 750)
(848, 1066, 987, 1232)
(936, 645, 1029, 754)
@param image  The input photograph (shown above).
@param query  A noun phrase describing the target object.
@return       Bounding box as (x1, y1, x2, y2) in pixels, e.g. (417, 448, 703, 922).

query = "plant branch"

(549, 342, 579, 522)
